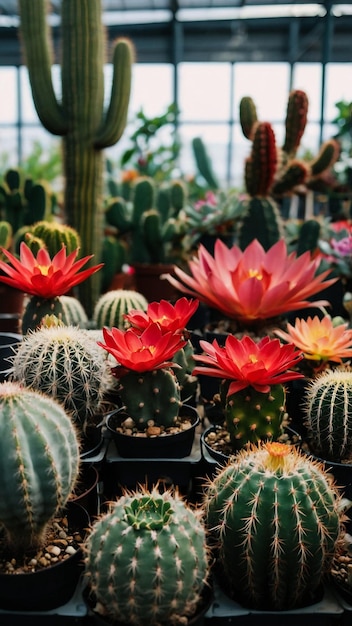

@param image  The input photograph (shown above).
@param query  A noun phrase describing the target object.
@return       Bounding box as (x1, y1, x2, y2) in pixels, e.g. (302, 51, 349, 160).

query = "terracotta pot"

(132, 263, 180, 302)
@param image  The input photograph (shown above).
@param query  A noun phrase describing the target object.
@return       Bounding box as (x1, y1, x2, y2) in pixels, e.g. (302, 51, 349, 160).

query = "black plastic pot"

(70, 464, 100, 516)
(0, 332, 22, 383)
(106, 404, 200, 460)
(304, 447, 352, 500)
(0, 502, 89, 612)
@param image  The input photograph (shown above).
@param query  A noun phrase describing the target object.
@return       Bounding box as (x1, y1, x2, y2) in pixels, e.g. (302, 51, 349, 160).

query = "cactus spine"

(18, 0, 133, 316)
(11, 325, 112, 431)
(84, 487, 209, 625)
(204, 442, 341, 610)
(304, 369, 352, 461)
(223, 382, 286, 451)
(93, 289, 148, 330)
(25, 220, 81, 258)
(0, 382, 80, 553)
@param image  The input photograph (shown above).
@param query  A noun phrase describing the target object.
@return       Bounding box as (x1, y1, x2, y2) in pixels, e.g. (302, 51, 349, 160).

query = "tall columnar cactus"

(223, 382, 286, 451)
(18, 0, 133, 316)
(0, 382, 80, 553)
(11, 325, 112, 431)
(118, 367, 182, 430)
(93, 289, 148, 330)
(204, 442, 341, 610)
(304, 369, 352, 461)
(84, 487, 209, 625)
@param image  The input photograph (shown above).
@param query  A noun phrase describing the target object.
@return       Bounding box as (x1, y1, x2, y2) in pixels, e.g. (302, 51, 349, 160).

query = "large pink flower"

(98, 323, 187, 373)
(193, 334, 303, 394)
(165, 238, 336, 324)
(125, 297, 199, 334)
(0, 242, 103, 299)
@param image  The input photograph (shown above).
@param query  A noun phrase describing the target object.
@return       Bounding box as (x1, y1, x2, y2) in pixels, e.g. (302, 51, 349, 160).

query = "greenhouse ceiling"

(0, 1, 351, 65)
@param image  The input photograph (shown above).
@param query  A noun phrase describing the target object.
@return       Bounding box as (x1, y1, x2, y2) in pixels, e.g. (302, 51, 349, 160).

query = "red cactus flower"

(193, 334, 303, 394)
(165, 238, 336, 324)
(0, 242, 103, 299)
(125, 297, 199, 334)
(98, 322, 187, 374)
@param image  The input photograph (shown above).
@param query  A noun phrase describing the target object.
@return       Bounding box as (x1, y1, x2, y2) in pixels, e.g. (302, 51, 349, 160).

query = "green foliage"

(84, 487, 209, 625)
(0, 382, 79, 553)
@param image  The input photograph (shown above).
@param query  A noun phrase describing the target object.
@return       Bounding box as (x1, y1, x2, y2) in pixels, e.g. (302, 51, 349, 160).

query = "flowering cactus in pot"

(203, 441, 341, 610)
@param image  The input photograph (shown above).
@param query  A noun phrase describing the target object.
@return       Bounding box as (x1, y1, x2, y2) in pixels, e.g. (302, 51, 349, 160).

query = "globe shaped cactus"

(93, 289, 148, 330)
(0, 381, 80, 553)
(84, 487, 209, 625)
(204, 442, 341, 610)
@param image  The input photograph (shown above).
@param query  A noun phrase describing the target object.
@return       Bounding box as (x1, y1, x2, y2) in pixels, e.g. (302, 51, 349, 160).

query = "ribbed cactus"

(84, 487, 209, 625)
(204, 442, 341, 610)
(18, 0, 133, 316)
(93, 289, 148, 330)
(282, 89, 309, 157)
(11, 325, 112, 431)
(24, 220, 81, 258)
(0, 381, 80, 553)
(118, 367, 182, 430)
(192, 136, 219, 189)
(60, 295, 89, 328)
(304, 369, 352, 461)
(223, 382, 286, 451)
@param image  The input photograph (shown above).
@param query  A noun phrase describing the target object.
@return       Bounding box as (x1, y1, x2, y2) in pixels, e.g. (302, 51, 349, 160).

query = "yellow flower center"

(36, 264, 50, 276)
(263, 442, 293, 472)
(248, 268, 263, 280)
(248, 354, 258, 364)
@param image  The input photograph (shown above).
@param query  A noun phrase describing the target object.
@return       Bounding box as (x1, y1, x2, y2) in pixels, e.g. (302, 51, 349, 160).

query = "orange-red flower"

(98, 323, 187, 373)
(274, 315, 352, 363)
(193, 335, 303, 394)
(125, 297, 199, 334)
(164, 238, 336, 324)
(0, 243, 103, 299)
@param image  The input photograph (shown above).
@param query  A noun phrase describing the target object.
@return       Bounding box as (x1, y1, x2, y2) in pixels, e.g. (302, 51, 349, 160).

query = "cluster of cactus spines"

(118, 367, 182, 431)
(223, 382, 286, 451)
(0, 382, 80, 553)
(93, 289, 148, 330)
(18, 0, 133, 317)
(303, 369, 352, 462)
(24, 220, 81, 258)
(0, 168, 48, 236)
(84, 486, 209, 625)
(191, 136, 219, 189)
(204, 442, 341, 610)
(60, 295, 89, 328)
(11, 325, 112, 431)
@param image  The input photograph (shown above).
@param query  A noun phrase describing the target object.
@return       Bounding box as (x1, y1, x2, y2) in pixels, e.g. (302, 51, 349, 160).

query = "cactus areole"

(18, 0, 133, 316)
(205, 442, 341, 610)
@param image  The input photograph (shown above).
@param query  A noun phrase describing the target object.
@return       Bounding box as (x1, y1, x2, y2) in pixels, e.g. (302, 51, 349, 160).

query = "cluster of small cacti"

(223, 382, 286, 451)
(237, 90, 340, 251)
(304, 368, 352, 462)
(93, 289, 148, 329)
(11, 325, 112, 431)
(21, 220, 81, 258)
(0, 168, 49, 243)
(0, 381, 80, 554)
(181, 190, 242, 248)
(18, 0, 133, 316)
(204, 441, 341, 610)
(84, 486, 209, 625)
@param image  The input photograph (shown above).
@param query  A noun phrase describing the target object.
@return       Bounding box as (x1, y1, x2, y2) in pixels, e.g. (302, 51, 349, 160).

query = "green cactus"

(296, 218, 321, 256)
(223, 383, 286, 451)
(192, 137, 219, 190)
(238, 196, 284, 251)
(239, 96, 258, 140)
(172, 340, 199, 404)
(282, 89, 309, 157)
(204, 441, 341, 610)
(93, 289, 148, 330)
(303, 369, 352, 461)
(25, 220, 81, 258)
(0, 220, 12, 251)
(0, 168, 48, 236)
(18, 0, 133, 317)
(22, 295, 70, 334)
(118, 367, 182, 431)
(11, 325, 112, 431)
(60, 295, 89, 328)
(0, 381, 80, 553)
(84, 486, 209, 625)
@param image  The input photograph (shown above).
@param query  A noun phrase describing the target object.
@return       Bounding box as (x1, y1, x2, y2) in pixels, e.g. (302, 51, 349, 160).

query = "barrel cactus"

(60, 295, 89, 328)
(0, 381, 80, 554)
(11, 325, 112, 431)
(93, 289, 148, 330)
(303, 368, 352, 462)
(84, 486, 209, 625)
(204, 441, 341, 610)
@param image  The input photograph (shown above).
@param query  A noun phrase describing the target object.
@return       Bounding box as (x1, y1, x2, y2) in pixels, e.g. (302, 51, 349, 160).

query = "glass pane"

(178, 63, 231, 121)
(325, 63, 352, 121)
(128, 63, 173, 119)
(0, 128, 19, 172)
(0, 68, 17, 123)
(233, 63, 290, 122)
